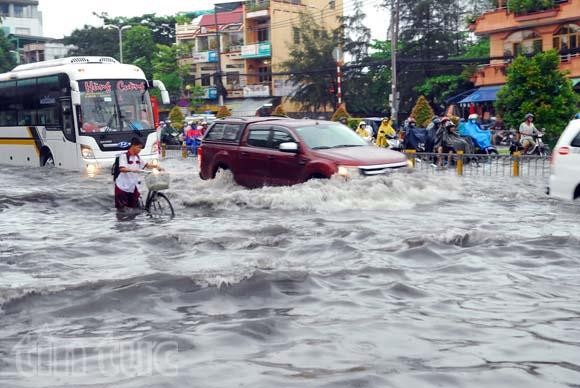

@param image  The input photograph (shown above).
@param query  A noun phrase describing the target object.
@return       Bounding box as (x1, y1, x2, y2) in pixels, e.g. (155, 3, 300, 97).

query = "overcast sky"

(39, 0, 389, 40)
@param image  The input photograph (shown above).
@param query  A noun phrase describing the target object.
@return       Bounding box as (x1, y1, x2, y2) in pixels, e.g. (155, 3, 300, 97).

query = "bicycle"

(138, 170, 175, 219)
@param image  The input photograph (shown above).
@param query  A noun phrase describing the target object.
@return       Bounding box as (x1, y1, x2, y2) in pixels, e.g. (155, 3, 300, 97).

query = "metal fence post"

(161, 143, 166, 159)
(405, 149, 416, 168)
(181, 142, 187, 159)
(456, 150, 464, 176)
(512, 151, 520, 177)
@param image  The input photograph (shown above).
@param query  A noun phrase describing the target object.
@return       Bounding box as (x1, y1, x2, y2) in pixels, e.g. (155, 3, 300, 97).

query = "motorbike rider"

(375, 118, 396, 148)
(355, 121, 373, 141)
(160, 120, 180, 145)
(519, 113, 539, 153)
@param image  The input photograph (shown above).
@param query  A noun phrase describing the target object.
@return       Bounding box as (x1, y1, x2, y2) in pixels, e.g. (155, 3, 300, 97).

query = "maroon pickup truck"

(198, 117, 409, 188)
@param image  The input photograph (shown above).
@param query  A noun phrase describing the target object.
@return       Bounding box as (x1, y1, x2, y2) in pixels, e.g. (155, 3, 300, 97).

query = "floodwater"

(0, 159, 579, 388)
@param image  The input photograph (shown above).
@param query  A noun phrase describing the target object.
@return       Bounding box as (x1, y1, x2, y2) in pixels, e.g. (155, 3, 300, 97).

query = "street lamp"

(104, 24, 131, 63)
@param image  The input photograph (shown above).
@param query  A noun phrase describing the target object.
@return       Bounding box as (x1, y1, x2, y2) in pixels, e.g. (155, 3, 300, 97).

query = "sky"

(39, 0, 389, 40)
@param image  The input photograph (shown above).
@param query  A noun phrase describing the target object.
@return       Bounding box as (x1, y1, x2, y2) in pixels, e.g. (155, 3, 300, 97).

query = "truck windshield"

(296, 124, 367, 149)
(78, 79, 154, 133)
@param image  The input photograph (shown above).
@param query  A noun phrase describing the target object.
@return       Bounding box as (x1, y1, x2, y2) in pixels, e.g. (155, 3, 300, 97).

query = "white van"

(549, 118, 580, 200)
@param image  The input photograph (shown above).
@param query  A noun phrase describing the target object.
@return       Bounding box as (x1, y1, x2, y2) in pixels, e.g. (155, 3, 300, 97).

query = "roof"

(199, 7, 243, 27)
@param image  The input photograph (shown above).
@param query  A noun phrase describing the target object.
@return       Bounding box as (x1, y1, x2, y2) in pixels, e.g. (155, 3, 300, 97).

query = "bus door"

(44, 97, 79, 168)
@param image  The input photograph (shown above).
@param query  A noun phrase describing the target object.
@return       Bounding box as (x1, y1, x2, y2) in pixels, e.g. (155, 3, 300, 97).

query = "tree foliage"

(216, 105, 231, 119)
(281, 12, 339, 111)
(93, 12, 176, 46)
(271, 105, 288, 117)
(410, 95, 435, 128)
(123, 25, 156, 78)
(331, 104, 351, 121)
(64, 26, 118, 57)
(495, 50, 579, 141)
(0, 29, 16, 72)
(168, 106, 185, 129)
(507, 0, 554, 14)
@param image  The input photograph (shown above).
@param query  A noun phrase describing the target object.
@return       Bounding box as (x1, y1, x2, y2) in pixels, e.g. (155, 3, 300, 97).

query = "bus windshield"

(78, 79, 154, 133)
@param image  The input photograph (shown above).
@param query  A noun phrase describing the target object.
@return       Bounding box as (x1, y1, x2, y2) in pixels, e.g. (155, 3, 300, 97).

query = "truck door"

(238, 125, 272, 187)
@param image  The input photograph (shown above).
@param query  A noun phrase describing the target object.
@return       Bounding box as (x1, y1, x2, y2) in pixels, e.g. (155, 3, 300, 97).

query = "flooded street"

(1, 160, 579, 388)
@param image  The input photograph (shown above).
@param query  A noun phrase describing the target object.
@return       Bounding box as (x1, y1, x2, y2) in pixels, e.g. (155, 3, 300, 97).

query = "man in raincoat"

(375, 118, 396, 148)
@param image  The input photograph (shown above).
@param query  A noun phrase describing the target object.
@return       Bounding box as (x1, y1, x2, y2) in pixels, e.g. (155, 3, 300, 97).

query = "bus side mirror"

(71, 90, 81, 105)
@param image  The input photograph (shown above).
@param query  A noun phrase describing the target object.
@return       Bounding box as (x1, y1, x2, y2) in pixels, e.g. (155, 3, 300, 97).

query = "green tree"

(507, 0, 553, 14)
(64, 26, 118, 57)
(188, 85, 206, 112)
(216, 105, 231, 119)
(331, 104, 351, 121)
(123, 25, 156, 78)
(152, 44, 190, 101)
(168, 106, 185, 130)
(339, 0, 371, 63)
(0, 29, 16, 72)
(282, 12, 340, 111)
(271, 105, 288, 117)
(495, 50, 579, 141)
(410, 95, 435, 127)
(94, 12, 177, 46)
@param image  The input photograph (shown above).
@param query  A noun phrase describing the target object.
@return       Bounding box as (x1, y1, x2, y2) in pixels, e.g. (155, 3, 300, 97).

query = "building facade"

(176, 0, 343, 113)
(470, 0, 580, 89)
(0, 0, 42, 36)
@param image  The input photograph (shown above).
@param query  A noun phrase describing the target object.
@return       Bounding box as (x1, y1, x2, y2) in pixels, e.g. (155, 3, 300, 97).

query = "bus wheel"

(41, 151, 55, 167)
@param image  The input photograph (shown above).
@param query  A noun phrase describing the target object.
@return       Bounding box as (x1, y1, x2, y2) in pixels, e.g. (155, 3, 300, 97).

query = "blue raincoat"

(461, 121, 492, 150)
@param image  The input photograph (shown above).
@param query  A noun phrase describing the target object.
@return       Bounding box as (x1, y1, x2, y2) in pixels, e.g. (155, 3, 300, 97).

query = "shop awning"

(445, 88, 477, 105)
(459, 86, 502, 104)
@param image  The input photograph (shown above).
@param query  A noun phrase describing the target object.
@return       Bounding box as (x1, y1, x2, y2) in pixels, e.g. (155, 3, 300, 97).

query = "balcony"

(241, 42, 271, 59)
(470, 0, 578, 35)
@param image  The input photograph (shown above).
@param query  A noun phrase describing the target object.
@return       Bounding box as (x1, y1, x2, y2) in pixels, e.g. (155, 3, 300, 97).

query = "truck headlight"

(81, 145, 95, 159)
(337, 165, 359, 178)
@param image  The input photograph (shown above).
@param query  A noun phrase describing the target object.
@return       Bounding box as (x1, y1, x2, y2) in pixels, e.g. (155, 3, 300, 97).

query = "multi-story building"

(0, 0, 43, 36)
(176, 0, 343, 114)
(465, 0, 580, 109)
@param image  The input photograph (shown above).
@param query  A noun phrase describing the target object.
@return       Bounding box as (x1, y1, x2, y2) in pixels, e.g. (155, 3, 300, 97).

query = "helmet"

(408, 117, 416, 123)
(159, 120, 165, 124)
(440, 116, 450, 123)
(445, 121, 456, 129)
(575, 112, 580, 119)
(201, 121, 208, 125)
(468, 113, 478, 120)
(525, 113, 534, 120)
(358, 122, 366, 128)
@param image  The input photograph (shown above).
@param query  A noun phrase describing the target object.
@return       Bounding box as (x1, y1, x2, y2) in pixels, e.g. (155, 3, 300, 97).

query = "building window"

(226, 72, 240, 86)
(201, 74, 211, 86)
(258, 66, 271, 83)
(553, 24, 580, 53)
(257, 28, 269, 42)
(13, 5, 25, 18)
(0, 4, 9, 17)
(503, 30, 543, 56)
(293, 27, 301, 44)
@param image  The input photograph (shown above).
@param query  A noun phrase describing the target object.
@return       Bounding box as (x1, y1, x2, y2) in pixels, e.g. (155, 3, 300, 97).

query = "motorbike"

(386, 135, 404, 151)
(160, 127, 182, 146)
(509, 131, 549, 156)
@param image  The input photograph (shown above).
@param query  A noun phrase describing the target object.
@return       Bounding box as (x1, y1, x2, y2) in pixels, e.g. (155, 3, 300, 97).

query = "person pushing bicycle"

(114, 137, 163, 211)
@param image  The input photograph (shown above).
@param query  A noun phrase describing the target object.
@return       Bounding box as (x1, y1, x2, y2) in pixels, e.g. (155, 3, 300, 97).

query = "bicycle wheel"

(145, 192, 175, 219)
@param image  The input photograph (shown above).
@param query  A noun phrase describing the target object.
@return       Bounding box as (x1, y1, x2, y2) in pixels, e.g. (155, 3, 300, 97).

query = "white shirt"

(115, 152, 146, 193)
(519, 122, 537, 136)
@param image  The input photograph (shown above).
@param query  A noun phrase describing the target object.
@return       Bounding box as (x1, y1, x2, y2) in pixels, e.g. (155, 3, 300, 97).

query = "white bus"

(0, 56, 170, 175)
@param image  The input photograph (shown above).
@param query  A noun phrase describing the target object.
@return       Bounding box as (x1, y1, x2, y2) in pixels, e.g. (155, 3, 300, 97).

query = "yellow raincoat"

(355, 123, 371, 139)
(375, 119, 396, 148)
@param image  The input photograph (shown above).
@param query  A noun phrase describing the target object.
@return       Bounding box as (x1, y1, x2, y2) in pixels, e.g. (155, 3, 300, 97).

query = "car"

(198, 117, 409, 188)
(548, 118, 580, 200)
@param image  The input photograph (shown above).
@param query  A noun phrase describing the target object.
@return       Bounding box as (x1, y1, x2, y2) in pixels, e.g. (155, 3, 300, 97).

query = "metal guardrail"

(159, 144, 551, 178)
(405, 151, 550, 178)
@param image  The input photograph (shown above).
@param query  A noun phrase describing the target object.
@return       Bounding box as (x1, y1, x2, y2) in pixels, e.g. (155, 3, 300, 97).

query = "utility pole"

(214, 5, 224, 106)
(390, 0, 400, 127)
